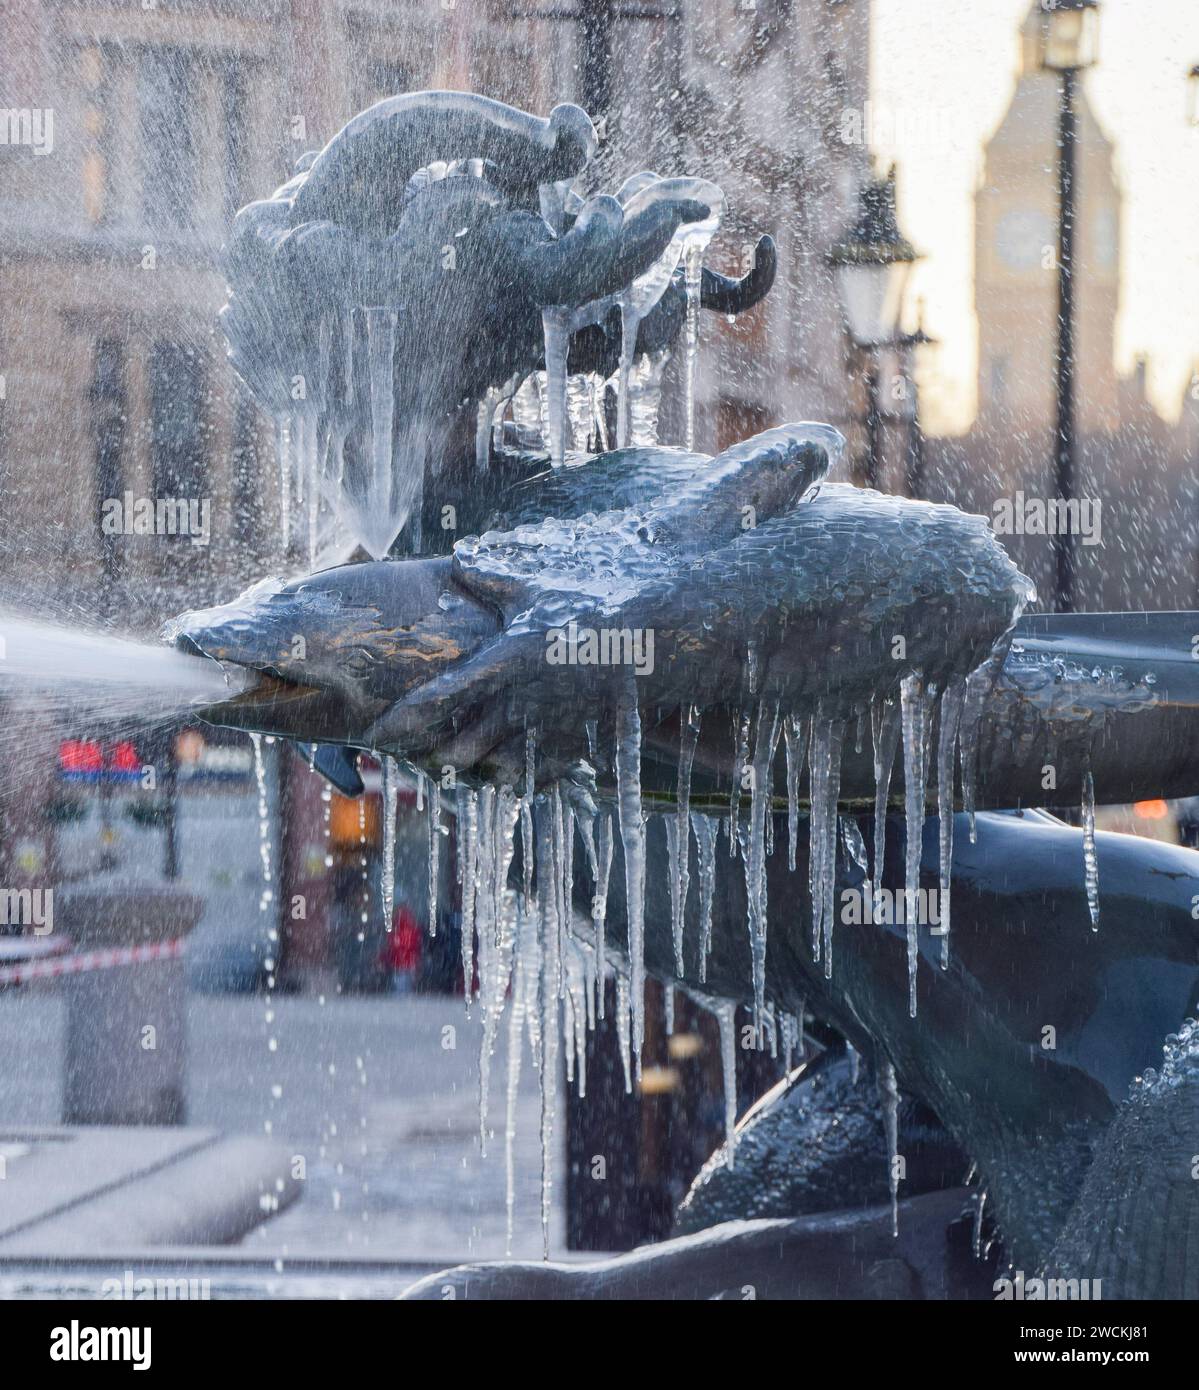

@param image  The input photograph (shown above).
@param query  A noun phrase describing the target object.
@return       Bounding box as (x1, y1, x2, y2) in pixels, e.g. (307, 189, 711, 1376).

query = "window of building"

(149, 341, 206, 505)
(91, 337, 126, 577)
(138, 46, 197, 230)
(222, 59, 250, 223)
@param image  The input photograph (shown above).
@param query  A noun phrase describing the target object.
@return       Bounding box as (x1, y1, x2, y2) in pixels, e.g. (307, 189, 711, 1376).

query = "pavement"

(0, 987, 565, 1272)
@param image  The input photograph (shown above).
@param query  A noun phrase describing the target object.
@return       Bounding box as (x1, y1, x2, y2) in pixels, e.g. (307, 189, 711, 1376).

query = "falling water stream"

(0, 612, 246, 723)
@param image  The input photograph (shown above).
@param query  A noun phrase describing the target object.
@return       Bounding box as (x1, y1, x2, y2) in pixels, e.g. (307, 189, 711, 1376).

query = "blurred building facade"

(0, 0, 889, 980)
(0, 0, 880, 630)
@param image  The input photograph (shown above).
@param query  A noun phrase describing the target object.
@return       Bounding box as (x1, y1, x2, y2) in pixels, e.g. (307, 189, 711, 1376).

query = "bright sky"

(871, 0, 1199, 435)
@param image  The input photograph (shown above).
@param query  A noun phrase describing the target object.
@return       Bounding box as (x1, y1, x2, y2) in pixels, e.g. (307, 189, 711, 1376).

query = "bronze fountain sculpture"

(168, 92, 1199, 1299)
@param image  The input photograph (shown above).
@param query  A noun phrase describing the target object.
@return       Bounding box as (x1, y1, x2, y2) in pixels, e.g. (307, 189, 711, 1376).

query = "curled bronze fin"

(700, 234, 777, 314)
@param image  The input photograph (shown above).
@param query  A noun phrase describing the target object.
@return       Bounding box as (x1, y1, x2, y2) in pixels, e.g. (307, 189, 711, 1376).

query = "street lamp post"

(513, 2, 680, 121)
(1037, 0, 1101, 613)
(1188, 62, 1199, 126)
(829, 167, 918, 490)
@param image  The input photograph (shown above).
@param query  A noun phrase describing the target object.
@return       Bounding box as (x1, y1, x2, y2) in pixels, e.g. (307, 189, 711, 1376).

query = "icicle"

(714, 1000, 738, 1169)
(615, 692, 647, 1073)
(552, 783, 573, 999)
(841, 817, 869, 879)
(534, 801, 561, 1260)
(879, 1059, 901, 1237)
(564, 945, 589, 1097)
(614, 302, 640, 449)
(477, 787, 519, 1154)
(808, 714, 844, 978)
(682, 239, 704, 450)
(521, 727, 536, 911)
(566, 373, 596, 452)
(781, 1011, 799, 1073)
(959, 660, 996, 845)
(592, 812, 614, 1020)
(456, 785, 479, 996)
(505, 917, 534, 1255)
(461, 783, 486, 1011)
(730, 708, 751, 857)
(503, 968, 525, 1253)
(900, 675, 932, 1018)
(871, 697, 902, 905)
(380, 754, 398, 931)
(628, 350, 669, 446)
(744, 702, 780, 1026)
(274, 415, 292, 555)
(847, 1041, 861, 1085)
(935, 682, 965, 969)
(362, 306, 398, 549)
(672, 705, 701, 974)
(615, 971, 633, 1094)
(249, 734, 274, 920)
(664, 986, 675, 1035)
(691, 812, 718, 983)
(541, 307, 571, 467)
(737, 819, 765, 1044)
(784, 714, 807, 873)
(427, 775, 441, 941)
(1082, 764, 1100, 929)
(575, 799, 600, 888)
(972, 1188, 988, 1261)
(665, 815, 684, 977)
(512, 374, 543, 445)
(488, 788, 521, 944)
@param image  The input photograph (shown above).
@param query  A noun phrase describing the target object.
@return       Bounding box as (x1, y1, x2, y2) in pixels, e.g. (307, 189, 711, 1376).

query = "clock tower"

(975, 1, 1120, 434)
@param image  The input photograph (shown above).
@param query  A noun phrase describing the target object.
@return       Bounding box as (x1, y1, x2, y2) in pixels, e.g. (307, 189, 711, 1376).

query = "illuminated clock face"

(995, 208, 1055, 271)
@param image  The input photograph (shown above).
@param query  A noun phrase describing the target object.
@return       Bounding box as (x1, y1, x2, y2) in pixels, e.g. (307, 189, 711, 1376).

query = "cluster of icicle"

(496, 175, 721, 474)
(272, 305, 423, 566)
(369, 651, 1108, 1257)
(272, 166, 723, 565)
(715, 664, 996, 1031)
(371, 706, 801, 1259)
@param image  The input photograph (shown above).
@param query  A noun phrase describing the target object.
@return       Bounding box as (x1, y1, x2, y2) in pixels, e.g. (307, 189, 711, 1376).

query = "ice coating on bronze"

(291, 95, 598, 228)
(218, 91, 776, 560)
(450, 423, 835, 631)
(1046, 1018, 1199, 1299)
(173, 432, 1033, 795)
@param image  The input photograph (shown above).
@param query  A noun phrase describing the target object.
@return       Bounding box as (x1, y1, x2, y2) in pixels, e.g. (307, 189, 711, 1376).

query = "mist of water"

(0, 610, 247, 725)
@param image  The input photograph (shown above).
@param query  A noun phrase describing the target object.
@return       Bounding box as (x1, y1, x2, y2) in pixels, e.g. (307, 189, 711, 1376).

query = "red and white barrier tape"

(0, 938, 184, 986)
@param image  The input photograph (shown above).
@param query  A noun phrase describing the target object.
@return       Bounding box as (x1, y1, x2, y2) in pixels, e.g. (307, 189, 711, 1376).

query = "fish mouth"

(165, 601, 357, 742)
(184, 657, 345, 741)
